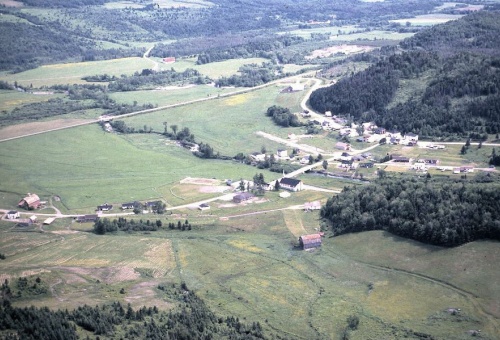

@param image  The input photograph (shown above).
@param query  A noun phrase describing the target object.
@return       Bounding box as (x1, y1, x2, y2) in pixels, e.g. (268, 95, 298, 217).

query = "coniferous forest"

(309, 11, 500, 138)
(320, 177, 500, 247)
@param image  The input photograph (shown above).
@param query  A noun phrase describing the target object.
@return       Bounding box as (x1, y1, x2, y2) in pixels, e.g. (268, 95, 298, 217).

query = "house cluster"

(334, 152, 373, 170)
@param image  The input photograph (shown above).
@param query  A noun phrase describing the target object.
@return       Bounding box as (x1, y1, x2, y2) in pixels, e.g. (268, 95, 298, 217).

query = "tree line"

(93, 217, 163, 234)
(320, 177, 500, 247)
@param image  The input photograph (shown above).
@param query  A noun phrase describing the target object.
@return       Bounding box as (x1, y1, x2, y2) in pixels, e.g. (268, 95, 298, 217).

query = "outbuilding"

(299, 234, 322, 250)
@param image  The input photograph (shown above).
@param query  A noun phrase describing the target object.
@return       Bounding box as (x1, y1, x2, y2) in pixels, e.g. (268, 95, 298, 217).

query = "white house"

(250, 152, 266, 162)
(279, 178, 303, 192)
(325, 111, 332, 117)
(6, 211, 20, 219)
(276, 149, 288, 158)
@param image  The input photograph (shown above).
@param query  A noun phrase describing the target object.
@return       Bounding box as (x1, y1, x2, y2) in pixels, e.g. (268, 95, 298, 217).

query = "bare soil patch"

(199, 185, 229, 193)
(0, 0, 23, 7)
(180, 177, 220, 185)
(305, 44, 374, 60)
(0, 119, 91, 140)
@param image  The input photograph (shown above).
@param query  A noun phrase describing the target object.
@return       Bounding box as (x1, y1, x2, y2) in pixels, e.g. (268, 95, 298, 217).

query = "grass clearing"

(0, 125, 272, 211)
(0, 58, 153, 88)
(0, 90, 64, 112)
(121, 85, 306, 155)
(390, 13, 464, 26)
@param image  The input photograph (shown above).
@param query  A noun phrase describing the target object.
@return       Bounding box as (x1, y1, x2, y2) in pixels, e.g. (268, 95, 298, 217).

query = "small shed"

(299, 234, 322, 250)
(43, 217, 56, 225)
(29, 215, 37, 223)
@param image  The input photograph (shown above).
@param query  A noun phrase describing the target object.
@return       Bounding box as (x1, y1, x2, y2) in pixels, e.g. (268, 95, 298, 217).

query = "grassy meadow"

(0, 125, 274, 212)
(0, 57, 153, 88)
(120, 85, 306, 155)
(1, 213, 498, 339)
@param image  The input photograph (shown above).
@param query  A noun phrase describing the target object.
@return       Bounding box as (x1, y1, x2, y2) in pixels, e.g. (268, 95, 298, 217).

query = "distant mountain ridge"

(309, 11, 500, 139)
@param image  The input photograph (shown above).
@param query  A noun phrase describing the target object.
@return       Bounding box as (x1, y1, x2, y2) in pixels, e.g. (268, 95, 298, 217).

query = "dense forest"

(320, 177, 500, 247)
(0, 280, 270, 339)
(0, 0, 446, 71)
(309, 11, 500, 138)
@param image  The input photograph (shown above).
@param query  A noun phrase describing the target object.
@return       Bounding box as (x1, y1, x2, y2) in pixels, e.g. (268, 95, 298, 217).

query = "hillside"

(309, 11, 500, 139)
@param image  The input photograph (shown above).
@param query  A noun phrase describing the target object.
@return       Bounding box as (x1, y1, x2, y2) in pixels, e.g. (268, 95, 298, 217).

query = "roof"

(22, 194, 40, 205)
(7, 210, 17, 214)
(200, 203, 210, 208)
(43, 217, 56, 225)
(280, 178, 302, 187)
(234, 192, 254, 200)
(299, 234, 322, 246)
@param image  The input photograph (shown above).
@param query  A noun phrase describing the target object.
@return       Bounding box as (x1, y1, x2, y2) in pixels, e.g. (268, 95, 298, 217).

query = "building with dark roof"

(279, 178, 303, 192)
(233, 192, 254, 203)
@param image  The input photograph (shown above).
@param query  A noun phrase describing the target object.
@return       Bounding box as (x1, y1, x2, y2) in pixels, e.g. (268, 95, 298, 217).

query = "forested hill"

(320, 177, 500, 247)
(309, 11, 500, 139)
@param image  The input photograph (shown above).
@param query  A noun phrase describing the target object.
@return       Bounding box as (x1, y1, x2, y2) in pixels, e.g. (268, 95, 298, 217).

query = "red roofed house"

(18, 193, 41, 210)
(163, 57, 176, 63)
(299, 234, 322, 250)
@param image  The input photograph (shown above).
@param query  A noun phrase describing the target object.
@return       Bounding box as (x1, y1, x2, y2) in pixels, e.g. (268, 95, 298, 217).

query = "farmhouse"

(233, 192, 254, 203)
(6, 211, 20, 219)
(279, 178, 303, 192)
(97, 203, 113, 211)
(121, 202, 137, 210)
(404, 132, 419, 144)
(335, 142, 351, 151)
(18, 193, 41, 210)
(299, 234, 322, 250)
(250, 152, 266, 162)
(392, 155, 410, 163)
(76, 214, 99, 223)
(276, 149, 288, 158)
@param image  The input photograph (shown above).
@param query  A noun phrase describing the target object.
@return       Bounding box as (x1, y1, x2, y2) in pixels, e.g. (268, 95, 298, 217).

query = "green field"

(155, 57, 270, 78)
(0, 125, 274, 212)
(0, 57, 153, 88)
(0, 90, 64, 112)
(120, 85, 306, 155)
(1, 215, 498, 339)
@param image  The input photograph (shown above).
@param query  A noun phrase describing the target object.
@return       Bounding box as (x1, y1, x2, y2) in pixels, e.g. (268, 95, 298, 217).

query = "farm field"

(0, 90, 64, 112)
(154, 57, 270, 79)
(0, 57, 153, 88)
(120, 85, 306, 155)
(390, 13, 464, 26)
(0, 125, 272, 212)
(1, 213, 498, 339)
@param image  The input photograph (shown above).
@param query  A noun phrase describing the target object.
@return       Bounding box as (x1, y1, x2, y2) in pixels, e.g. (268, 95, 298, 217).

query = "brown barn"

(299, 234, 322, 250)
(18, 193, 41, 210)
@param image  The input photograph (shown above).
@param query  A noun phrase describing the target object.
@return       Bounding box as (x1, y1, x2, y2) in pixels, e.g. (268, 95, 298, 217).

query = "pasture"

(390, 14, 464, 26)
(0, 125, 271, 212)
(0, 90, 64, 112)
(1, 211, 497, 339)
(120, 85, 306, 155)
(155, 57, 270, 79)
(0, 57, 153, 88)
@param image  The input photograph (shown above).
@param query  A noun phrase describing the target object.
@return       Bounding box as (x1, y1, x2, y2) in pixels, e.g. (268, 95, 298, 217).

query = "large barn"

(299, 234, 322, 250)
(18, 193, 41, 210)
